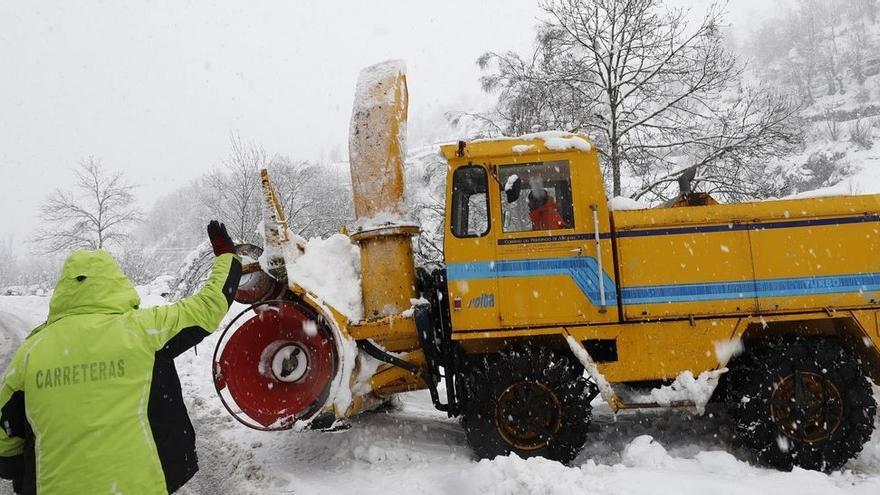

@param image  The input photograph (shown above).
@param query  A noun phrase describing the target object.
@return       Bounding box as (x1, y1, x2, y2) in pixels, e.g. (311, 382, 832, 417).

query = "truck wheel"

(461, 346, 594, 464)
(726, 338, 876, 471)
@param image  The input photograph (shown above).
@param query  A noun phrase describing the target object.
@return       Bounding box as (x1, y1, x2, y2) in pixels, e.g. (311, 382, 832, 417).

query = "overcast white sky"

(0, 0, 784, 248)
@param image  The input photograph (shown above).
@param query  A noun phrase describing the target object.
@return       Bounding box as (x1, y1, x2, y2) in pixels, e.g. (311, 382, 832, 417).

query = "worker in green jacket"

(0, 221, 242, 495)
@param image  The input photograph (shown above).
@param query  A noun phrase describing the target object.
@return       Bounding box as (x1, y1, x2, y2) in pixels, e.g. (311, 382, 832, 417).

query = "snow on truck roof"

(440, 131, 593, 160)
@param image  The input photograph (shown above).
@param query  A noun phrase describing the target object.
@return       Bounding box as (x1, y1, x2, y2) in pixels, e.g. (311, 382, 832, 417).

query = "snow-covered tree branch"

(477, 0, 803, 200)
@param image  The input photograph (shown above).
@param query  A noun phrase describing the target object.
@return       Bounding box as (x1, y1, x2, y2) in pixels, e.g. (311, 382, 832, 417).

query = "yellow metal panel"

(565, 319, 740, 382)
(750, 219, 880, 312)
(448, 276, 501, 329)
(617, 226, 756, 319)
(348, 315, 421, 352)
(497, 274, 590, 325)
(614, 194, 880, 321)
(355, 232, 420, 319)
(369, 351, 427, 397)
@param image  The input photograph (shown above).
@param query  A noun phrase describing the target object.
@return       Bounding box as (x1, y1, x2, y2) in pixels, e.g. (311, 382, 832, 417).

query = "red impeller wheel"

(213, 299, 340, 430)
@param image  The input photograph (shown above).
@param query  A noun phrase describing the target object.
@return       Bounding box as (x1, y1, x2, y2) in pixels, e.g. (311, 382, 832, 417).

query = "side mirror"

(505, 176, 522, 203)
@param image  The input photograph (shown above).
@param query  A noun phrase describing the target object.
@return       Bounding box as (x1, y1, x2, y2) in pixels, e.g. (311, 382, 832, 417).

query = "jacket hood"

(47, 250, 140, 324)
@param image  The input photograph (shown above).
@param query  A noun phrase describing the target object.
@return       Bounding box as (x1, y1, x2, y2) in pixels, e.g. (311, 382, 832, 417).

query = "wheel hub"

(270, 344, 309, 383)
(769, 371, 843, 444)
(493, 380, 562, 451)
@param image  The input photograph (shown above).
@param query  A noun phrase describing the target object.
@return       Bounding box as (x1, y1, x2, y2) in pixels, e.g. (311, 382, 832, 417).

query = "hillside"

(743, 0, 880, 197)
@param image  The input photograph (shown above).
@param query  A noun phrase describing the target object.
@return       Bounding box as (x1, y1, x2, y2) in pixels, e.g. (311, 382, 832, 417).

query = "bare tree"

(32, 158, 141, 252)
(629, 89, 805, 202)
(478, 0, 802, 199)
(199, 134, 267, 244)
(847, 0, 879, 23)
(199, 134, 354, 246)
(298, 164, 356, 238)
(405, 147, 448, 266)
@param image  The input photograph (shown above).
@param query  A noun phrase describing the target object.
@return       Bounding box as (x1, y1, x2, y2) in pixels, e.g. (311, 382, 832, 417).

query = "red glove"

(207, 220, 235, 256)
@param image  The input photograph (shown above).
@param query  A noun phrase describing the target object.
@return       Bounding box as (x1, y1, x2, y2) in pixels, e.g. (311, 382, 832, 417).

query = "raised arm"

(131, 221, 242, 354)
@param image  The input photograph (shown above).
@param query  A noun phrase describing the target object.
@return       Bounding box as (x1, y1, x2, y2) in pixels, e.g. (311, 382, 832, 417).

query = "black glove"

(207, 220, 235, 256)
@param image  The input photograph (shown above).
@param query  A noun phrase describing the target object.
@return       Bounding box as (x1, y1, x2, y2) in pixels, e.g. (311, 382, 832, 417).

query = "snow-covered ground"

(0, 295, 878, 494)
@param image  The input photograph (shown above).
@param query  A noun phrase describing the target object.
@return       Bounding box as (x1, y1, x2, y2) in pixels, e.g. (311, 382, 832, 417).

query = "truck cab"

(440, 133, 618, 333)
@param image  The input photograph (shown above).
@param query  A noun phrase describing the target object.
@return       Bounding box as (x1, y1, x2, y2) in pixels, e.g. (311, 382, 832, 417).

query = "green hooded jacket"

(0, 250, 240, 495)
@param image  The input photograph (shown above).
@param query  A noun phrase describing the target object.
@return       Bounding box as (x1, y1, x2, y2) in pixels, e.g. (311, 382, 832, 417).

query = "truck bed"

(611, 194, 880, 320)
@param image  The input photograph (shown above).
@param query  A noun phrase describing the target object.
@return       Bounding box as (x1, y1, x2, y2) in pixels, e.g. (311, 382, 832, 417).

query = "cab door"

(444, 164, 500, 331)
(494, 156, 616, 327)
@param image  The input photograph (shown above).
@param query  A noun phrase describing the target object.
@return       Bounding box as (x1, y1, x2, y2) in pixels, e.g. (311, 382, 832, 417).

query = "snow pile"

(539, 133, 592, 152)
(472, 130, 592, 152)
(648, 370, 726, 414)
(456, 433, 880, 495)
(608, 196, 651, 211)
(350, 352, 385, 396)
(521, 131, 592, 152)
(135, 275, 175, 308)
(511, 144, 534, 154)
(452, 455, 594, 494)
(622, 435, 671, 468)
(285, 233, 363, 321)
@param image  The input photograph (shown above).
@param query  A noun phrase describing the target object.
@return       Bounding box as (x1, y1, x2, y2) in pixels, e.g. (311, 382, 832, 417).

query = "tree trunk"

(609, 101, 621, 196)
(611, 142, 621, 197)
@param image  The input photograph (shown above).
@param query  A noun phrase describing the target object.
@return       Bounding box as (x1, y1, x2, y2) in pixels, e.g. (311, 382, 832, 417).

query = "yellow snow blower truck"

(212, 61, 880, 472)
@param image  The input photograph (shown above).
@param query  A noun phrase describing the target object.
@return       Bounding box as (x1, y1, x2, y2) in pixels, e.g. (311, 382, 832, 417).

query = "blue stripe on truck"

(621, 273, 880, 304)
(446, 258, 618, 306)
(446, 258, 880, 307)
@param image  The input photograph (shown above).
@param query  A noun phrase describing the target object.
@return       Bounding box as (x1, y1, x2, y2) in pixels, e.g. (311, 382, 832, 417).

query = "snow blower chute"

(212, 60, 428, 430)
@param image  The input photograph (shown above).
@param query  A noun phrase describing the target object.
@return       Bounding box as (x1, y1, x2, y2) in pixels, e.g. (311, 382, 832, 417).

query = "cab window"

(451, 165, 489, 237)
(499, 160, 574, 233)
